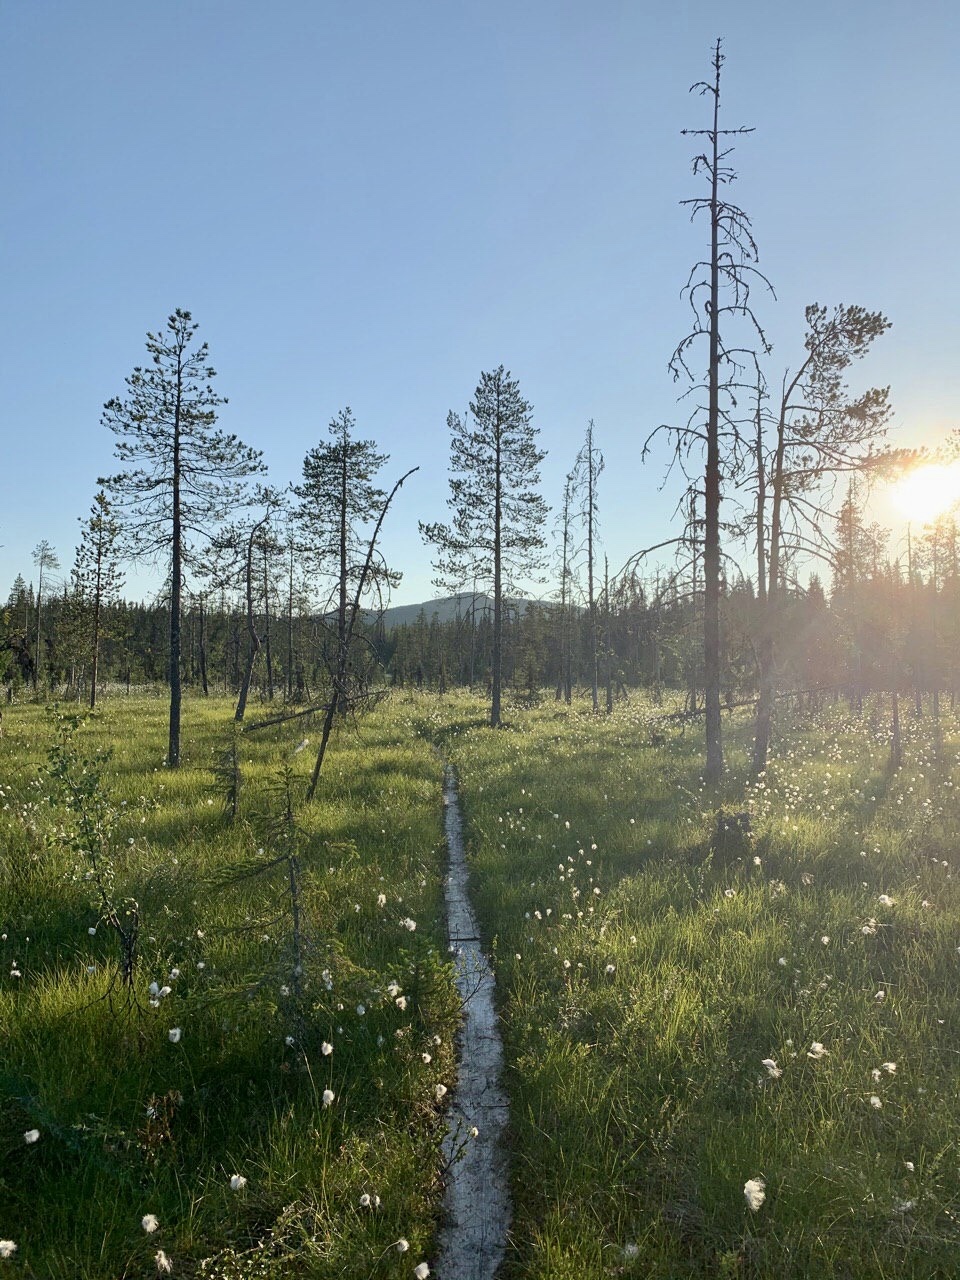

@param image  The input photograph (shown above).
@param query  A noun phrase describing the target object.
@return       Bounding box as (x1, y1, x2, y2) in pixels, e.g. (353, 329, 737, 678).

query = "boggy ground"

(415, 689, 960, 1279)
(3, 689, 960, 1278)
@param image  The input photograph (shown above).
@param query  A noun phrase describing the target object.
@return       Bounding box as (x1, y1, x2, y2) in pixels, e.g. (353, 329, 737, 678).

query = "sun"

(890, 460, 960, 524)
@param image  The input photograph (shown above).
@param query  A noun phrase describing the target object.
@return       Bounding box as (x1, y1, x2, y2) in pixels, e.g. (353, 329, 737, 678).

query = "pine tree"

(293, 408, 394, 714)
(71, 491, 124, 708)
(100, 309, 264, 766)
(421, 366, 548, 727)
(32, 540, 60, 690)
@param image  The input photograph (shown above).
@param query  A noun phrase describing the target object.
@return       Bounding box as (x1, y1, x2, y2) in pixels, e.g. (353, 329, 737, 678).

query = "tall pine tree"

(421, 366, 548, 727)
(100, 309, 264, 766)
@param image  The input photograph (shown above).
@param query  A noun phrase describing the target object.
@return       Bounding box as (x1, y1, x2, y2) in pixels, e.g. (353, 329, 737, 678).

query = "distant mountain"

(377, 593, 543, 630)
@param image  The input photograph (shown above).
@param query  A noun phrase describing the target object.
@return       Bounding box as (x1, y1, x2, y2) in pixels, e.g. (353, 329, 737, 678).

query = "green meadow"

(3, 690, 960, 1277)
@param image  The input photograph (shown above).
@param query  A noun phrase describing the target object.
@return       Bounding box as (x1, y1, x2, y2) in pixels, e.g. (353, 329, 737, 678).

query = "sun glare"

(891, 461, 960, 524)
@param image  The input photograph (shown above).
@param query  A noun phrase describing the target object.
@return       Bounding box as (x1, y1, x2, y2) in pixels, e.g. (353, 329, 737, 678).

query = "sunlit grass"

(0, 694, 454, 1278)
(423, 688, 960, 1279)
(5, 688, 960, 1276)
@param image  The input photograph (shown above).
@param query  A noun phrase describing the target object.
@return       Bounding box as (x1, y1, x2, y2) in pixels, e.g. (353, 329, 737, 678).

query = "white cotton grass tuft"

(0, 1241, 16, 1259)
(322, 1089, 335, 1107)
(229, 1174, 247, 1190)
(761, 1058, 782, 1079)
(321, 1041, 333, 1056)
(435, 1083, 447, 1101)
(414, 1264, 430, 1279)
(878, 894, 895, 906)
(155, 1249, 173, 1274)
(142, 1213, 160, 1233)
(24, 1129, 40, 1143)
(743, 1177, 766, 1212)
(168, 1027, 182, 1044)
(396, 1238, 410, 1252)
(807, 1041, 829, 1060)
(870, 1095, 883, 1109)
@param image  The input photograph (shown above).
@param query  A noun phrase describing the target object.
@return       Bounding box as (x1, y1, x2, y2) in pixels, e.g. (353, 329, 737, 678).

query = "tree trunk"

(703, 66, 723, 784)
(491, 415, 503, 728)
(235, 531, 262, 722)
(198, 598, 209, 696)
(168, 384, 183, 768)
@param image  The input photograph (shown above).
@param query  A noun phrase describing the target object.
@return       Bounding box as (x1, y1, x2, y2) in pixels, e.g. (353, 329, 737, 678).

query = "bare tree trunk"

(262, 545, 274, 701)
(235, 527, 263, 722)
(703, 61, 723, 785)
(603, 555, 613, 713)
(168, 385, 183, 768)
(491, 411, 503, 729)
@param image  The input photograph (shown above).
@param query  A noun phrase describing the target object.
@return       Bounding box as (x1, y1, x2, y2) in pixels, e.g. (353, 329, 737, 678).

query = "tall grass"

(427, 690, 960, 1279)
(0, 695, 457, 1278)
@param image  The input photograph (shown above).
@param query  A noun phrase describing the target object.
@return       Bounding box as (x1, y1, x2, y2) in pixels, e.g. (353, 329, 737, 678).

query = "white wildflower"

(142, 1214, 160, 1233)
(743, 1177, 766, 1211)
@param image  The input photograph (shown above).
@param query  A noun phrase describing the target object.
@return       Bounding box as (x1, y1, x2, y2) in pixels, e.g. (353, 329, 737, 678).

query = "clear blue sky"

(2, 0, 957, 605)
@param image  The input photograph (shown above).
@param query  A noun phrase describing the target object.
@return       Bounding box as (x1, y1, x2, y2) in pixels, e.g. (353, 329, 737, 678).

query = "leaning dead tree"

(242, 468, 418, 801)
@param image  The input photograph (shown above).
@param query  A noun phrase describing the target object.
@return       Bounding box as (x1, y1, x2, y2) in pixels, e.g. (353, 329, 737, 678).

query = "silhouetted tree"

(100, 309, 264, 766)
(421, 366, 548, 727)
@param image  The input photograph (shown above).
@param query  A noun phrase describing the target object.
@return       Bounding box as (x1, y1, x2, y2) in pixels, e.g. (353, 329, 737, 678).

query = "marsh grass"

(0, 696, 456, 1278)
(422, 690, 960, 1279)
(6, 689, 960, 1278)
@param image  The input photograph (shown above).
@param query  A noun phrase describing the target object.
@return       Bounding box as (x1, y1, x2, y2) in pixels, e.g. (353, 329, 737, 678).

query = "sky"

(2, 0, 958, 607)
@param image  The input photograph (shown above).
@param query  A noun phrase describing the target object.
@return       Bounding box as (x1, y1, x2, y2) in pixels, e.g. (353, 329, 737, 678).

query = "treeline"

(6, 496, 960, 719)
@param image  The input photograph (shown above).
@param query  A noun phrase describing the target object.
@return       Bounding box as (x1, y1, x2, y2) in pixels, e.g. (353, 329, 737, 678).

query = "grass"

(0, 695, 457, 1278)
(4, 687, 960, 1277)
(420, 689, 960, 1279)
